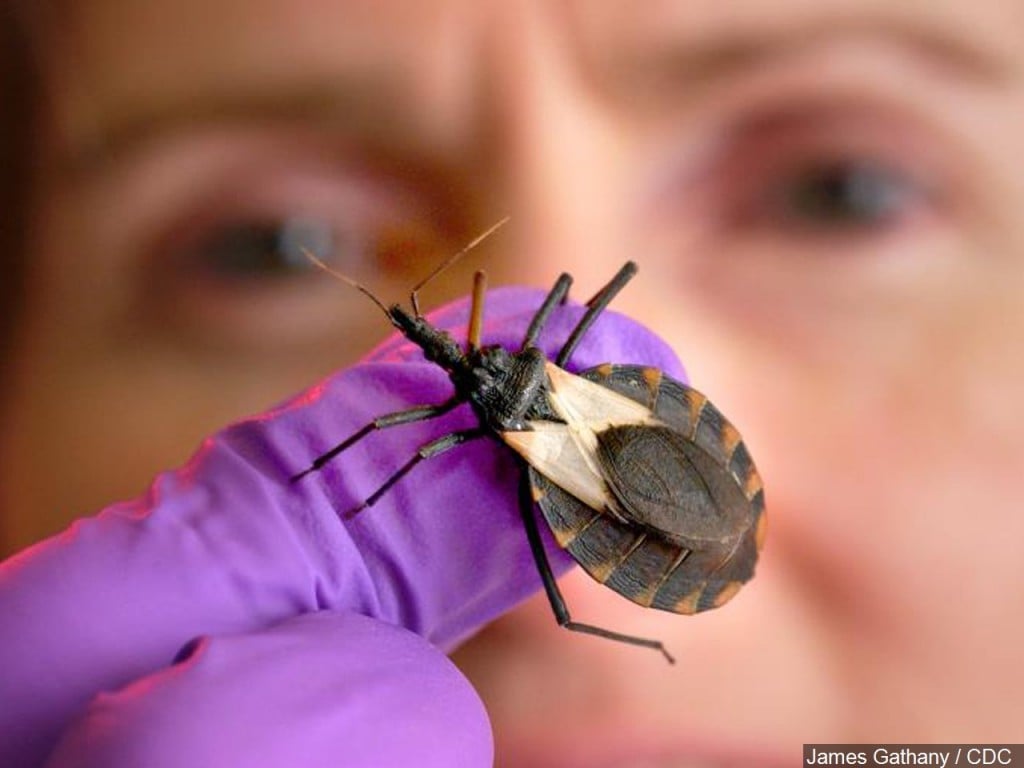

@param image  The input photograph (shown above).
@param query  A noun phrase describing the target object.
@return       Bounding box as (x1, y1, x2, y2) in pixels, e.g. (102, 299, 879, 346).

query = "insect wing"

(502, 422, 609, 532)
(521, 364, 765, 614)
(542, 362, 659, 432)
(594, 422, 752, 548)
(501, 362, 661, 525)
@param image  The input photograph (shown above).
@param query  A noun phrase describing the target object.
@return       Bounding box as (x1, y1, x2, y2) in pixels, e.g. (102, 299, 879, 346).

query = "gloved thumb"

(43, 611, 491, 768)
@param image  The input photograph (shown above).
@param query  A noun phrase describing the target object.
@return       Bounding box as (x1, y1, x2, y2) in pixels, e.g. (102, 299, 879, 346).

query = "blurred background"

(2, 2, 1023, 765)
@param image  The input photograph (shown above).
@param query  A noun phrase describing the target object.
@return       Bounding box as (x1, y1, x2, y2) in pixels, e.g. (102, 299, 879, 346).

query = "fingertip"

(43, 612, 493, 768)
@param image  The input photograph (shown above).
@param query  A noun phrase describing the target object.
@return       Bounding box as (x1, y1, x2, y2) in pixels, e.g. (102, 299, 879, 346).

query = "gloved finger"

(272, 285, 686, 647)
(0, 285, 684, 768)
(43, 611, 492, 768)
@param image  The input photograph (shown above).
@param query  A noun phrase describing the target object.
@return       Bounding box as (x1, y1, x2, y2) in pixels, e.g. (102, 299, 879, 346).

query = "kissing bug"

(291, 229, 765, 664)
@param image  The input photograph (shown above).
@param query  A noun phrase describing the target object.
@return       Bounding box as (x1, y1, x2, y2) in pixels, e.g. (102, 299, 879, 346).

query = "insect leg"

(290, 397, 462, 482)
(520, 273, 573, 351)
(554, 261, 638, 367)
(342, 428, 486, 519)
(516, 471, 676, 664)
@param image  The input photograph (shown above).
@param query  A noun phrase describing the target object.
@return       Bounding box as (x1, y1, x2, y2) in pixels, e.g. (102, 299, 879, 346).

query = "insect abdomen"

(528, 364, 765, 614)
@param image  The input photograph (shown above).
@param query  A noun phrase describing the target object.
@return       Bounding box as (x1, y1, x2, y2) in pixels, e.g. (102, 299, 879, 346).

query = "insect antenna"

(467, 270, 488, 352)
(300, 247, 393, 323)
(409, 215, 510, 317)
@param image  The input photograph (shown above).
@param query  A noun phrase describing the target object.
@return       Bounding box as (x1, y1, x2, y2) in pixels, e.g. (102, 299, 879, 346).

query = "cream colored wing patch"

(502, 423, 608, 513)
(501, 363, 663, 518)
(543, 362, 660, 431)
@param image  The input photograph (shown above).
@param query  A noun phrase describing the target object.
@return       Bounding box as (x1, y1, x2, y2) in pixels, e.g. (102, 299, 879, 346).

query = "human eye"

(164, 201, 388, 291)
(173, 214, 344, 284)
(755, 157, 927, 235)
(138, 162, 454, 351)
(701, 106, 949, 248)
(641, 98, 970, 353)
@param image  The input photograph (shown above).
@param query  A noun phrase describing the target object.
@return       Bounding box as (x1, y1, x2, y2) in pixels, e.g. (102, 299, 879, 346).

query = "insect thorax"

(457, 345, 559, 432)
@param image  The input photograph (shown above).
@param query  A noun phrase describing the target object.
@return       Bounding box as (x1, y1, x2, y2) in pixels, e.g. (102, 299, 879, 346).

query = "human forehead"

(563, 0, 1017, 47)
(54, 0, 1021, 165)
(55, 1, 482, 155)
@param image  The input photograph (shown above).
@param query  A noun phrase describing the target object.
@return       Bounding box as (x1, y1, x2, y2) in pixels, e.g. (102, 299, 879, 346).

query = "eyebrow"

(590, 12, 1013, 94)
(66, 11, 1011, 175)
(63, 74, 420, 177)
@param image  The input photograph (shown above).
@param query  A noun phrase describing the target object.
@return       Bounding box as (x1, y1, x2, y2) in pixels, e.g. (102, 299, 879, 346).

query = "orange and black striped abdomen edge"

(528, 364, 766, 614)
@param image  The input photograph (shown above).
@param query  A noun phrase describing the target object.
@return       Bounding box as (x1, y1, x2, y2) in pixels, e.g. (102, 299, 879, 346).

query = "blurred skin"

(3, 1, 1024, 765)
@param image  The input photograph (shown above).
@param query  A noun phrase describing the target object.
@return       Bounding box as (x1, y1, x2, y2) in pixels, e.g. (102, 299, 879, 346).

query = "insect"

(291, 229, 765, 664)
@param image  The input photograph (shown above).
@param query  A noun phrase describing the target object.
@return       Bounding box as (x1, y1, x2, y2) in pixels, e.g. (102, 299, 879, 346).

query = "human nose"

(482, 2, 633, 297)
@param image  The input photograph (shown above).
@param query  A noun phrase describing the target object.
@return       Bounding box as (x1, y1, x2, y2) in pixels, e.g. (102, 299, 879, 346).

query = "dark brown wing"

(594, 423, 751, 550)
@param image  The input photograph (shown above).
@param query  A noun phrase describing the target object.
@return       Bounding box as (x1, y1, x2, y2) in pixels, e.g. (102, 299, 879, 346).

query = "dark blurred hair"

(0, 2, 39, 366)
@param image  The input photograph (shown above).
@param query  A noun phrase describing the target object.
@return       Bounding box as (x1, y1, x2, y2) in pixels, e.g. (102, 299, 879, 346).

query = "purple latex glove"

(0, 286, 685, 768)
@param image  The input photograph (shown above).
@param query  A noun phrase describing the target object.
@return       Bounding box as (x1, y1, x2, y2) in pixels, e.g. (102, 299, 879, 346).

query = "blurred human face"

(4, 1, 1024, 764)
